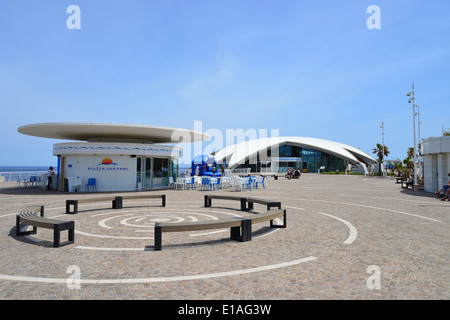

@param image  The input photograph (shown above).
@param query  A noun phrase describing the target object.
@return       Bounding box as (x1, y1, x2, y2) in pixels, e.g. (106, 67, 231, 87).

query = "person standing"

(47, 166, 55, 190)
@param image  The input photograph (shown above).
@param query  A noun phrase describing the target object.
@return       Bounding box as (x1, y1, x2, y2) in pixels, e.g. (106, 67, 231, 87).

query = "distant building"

(213, 137, 376, 173)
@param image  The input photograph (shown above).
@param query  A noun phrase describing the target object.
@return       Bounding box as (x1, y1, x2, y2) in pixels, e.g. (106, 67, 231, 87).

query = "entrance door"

(302, 162, 308, 171)
(140, 157, 170, 190)
(152, 158, 169, 189)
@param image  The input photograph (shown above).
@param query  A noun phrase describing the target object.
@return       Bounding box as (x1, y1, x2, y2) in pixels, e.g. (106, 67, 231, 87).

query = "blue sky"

(1, 0, 449, 166)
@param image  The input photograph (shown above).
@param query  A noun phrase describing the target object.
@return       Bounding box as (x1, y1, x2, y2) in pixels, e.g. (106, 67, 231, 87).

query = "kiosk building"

(18, 122, 209, 192)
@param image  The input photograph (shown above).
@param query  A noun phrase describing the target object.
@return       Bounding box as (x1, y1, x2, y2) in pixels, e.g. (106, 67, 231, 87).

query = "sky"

(0, 0, 449, 166)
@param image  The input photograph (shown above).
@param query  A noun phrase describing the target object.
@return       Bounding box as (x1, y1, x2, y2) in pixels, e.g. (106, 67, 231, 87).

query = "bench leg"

(270, 210, 287, 228)
(230, 226, 240, 240)
(161, 195, 166, 207)
(68, 227, 75, 244)
(267, 202, 281, 210)
(204, 195, 211, 207)
(53, 225, 61, 248)
(113, 196, 123, 209)
(240, 198, 247, 211)
(16, 216, 37, 236)
(241, 219, 252, 242)
(154, 224, 162, 251)
(66, 200, 78, 214)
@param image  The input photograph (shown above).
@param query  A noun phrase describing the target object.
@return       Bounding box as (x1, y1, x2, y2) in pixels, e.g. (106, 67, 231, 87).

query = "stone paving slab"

(0, 174, 448, 300)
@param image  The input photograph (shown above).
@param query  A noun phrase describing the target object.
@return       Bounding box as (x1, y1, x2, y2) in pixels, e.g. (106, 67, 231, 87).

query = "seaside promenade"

(0, 174, 448, 300)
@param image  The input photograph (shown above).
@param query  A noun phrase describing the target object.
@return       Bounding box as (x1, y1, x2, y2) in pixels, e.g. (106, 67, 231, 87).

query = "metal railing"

(0, 171, 48, 183)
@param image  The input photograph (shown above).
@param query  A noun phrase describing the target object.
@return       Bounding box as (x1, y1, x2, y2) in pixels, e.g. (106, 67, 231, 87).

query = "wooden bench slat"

(249, 209, 284, 225)
(77, 197, 116, 203)
(158, 218, 242, 232)
(16, 208, 75, 247)
(66, 194, 166, 214)
(19, 215, 65, 228)
(205, 195, 281, 211)
(154, 207, 287, 250)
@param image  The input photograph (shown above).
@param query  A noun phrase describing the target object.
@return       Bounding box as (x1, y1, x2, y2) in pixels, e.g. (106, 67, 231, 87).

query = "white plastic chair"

(74, 178, 82, 192)
(221, 176, 230, 189)
(231, 176, 244, 192)
(175, 177, 185, 190)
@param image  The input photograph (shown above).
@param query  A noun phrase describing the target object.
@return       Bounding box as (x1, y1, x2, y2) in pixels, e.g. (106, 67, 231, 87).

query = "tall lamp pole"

(406, 83, 418, 186)
(416, 104, 422, 178)
(380, 121, 385, 176)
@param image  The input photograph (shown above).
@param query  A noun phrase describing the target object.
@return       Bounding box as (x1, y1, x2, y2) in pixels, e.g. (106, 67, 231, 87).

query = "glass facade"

(137, 157, 176, 190)
(235, 144, 346, 173)
(300, 148, 344, 173)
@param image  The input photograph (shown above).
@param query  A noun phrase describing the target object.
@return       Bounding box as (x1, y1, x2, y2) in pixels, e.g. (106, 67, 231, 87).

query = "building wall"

(64, 154, 137, 192)
(422, 136, 450, 192)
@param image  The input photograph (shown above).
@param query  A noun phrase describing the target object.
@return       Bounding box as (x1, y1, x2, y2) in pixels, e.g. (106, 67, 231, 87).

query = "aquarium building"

(213, 136, 377, 173)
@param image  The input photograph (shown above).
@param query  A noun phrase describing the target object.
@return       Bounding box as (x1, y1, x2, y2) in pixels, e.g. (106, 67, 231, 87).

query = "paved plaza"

(0, 174, 448, 300)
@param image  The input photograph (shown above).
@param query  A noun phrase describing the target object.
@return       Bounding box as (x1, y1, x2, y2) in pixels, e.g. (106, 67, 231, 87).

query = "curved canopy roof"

(18, 122, 210, 144)
(214, 136, 376, 167)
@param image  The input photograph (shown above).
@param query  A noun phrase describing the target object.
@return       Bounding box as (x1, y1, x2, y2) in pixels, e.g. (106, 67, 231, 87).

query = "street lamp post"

(380, 121, 385, 176)
(416, 104, 422, 178)
(406, 83, 418, 186)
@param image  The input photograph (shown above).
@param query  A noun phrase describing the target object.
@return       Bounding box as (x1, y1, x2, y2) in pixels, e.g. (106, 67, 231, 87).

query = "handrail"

(0, 171, 49, 183)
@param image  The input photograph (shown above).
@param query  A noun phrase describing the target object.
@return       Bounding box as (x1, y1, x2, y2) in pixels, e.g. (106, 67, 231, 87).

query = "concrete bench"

(401, 178, 414, 190)
(66, 194, 166, 214)
(154, 218, 248, 251)
(154, 209, 287, 251)
(246, 197, 281, 211)
(245, 209, 286, 241)
(16, 206, 74, 248)
(204, 195, 281, 211)
(203, 195, 248, 211)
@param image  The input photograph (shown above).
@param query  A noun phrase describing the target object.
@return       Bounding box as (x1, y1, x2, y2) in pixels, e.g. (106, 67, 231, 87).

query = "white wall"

(422, 136, 450, 192)
(65, 155, 137, 192)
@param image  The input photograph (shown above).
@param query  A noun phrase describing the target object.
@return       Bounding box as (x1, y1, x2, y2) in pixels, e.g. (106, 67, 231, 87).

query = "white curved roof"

(214, 136, 376, 167)
(18, 122, 210, 144)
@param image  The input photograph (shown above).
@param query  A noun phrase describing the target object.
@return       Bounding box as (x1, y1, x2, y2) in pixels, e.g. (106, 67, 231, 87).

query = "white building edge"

(213, 136, 377, 173)
(422, 135, 450, 192)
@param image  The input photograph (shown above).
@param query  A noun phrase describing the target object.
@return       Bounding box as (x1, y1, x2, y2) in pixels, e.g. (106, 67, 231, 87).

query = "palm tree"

(403, 147, 415, 177)
(372, 143, 390, 176)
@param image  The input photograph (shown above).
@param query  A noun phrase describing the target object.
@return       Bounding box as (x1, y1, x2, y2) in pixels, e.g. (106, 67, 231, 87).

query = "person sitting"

(285, 168, 292, 179)
(442, 188, 450, 201)
(435, 173, 450, 199)
(294, 168, 301, 179)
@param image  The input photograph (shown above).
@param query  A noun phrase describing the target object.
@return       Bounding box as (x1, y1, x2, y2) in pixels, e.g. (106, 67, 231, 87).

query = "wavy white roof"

(214, 136, 376, 167)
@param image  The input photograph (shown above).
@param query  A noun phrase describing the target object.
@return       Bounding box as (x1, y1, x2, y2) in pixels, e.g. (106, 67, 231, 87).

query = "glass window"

(153, 158, 169, 189)
(153, 158, 169, 178)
